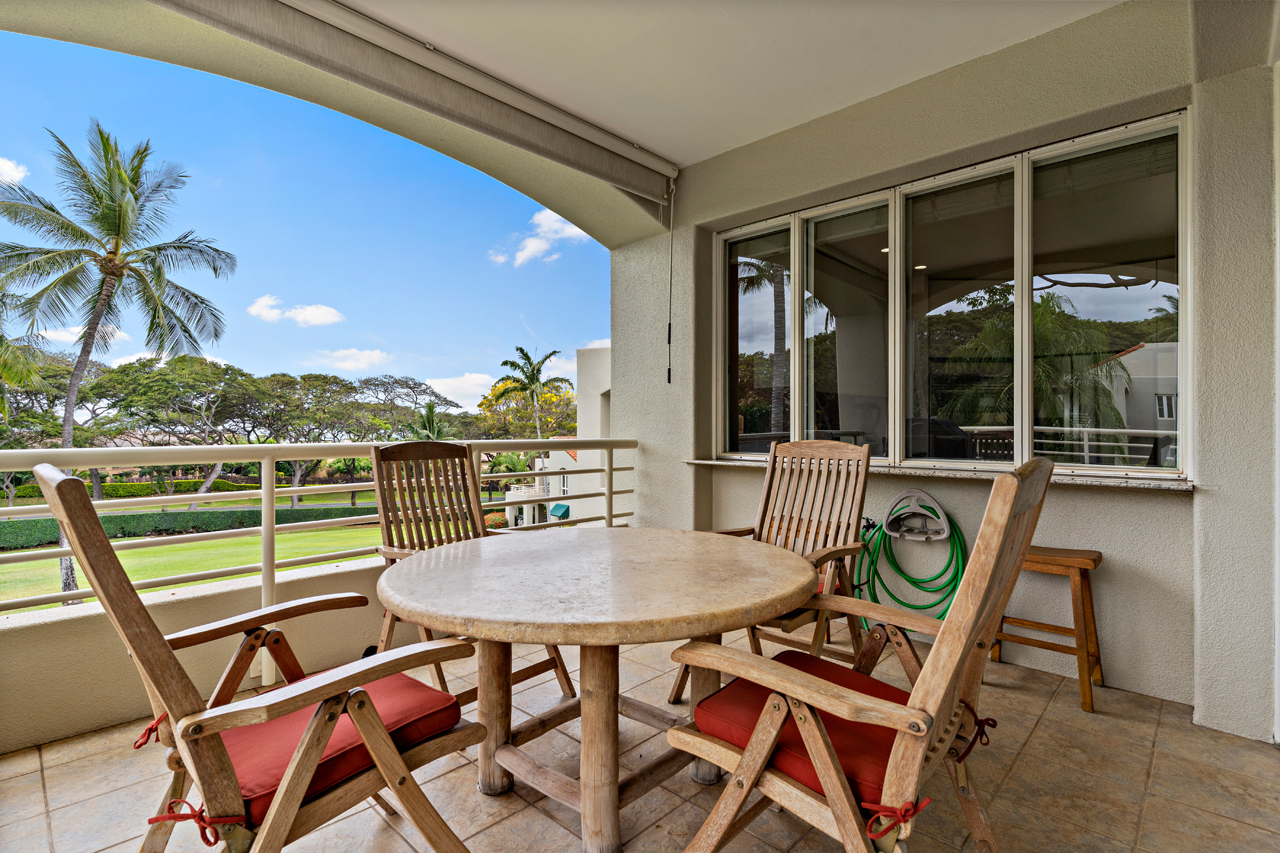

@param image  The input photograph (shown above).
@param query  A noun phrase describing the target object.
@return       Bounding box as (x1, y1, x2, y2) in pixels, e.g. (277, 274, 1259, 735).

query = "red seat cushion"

(694, 651, 910, 804)
(220, 673, 460, 826)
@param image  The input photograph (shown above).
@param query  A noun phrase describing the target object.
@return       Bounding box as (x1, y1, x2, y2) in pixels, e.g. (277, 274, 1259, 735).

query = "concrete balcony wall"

(0, 559, 427, 754)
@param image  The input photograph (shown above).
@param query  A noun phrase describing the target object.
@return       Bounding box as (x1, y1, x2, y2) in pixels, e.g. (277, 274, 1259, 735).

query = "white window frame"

(713, 112, 1189, 484)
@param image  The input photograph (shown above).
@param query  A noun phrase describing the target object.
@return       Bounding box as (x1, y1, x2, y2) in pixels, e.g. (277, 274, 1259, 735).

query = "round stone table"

(378, 526, 817, 853)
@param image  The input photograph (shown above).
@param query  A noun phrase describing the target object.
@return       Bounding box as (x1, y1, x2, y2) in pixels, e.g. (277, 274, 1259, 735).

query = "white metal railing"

(0, 438, 637, 624)
(957, 424, 1177, 467)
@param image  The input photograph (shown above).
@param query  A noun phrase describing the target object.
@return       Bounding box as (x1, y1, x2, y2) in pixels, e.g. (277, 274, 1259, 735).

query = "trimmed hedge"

(0, 506, 380, 551)
(13, 478, 261, 499)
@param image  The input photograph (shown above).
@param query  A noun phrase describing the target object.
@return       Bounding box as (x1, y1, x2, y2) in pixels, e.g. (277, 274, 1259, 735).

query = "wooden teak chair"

(372, 441, 576, 703)
(666, 457, 1053, 853)
(34, 463, 486, 853)
(670, 440, 871, 703)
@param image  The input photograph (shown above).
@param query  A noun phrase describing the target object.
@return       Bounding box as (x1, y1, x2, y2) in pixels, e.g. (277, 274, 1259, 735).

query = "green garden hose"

(852, 497, 967, 623)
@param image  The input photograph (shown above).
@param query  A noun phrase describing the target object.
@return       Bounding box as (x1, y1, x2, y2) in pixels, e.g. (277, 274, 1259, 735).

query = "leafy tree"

(734, 259, 790, 433)
(406, 401, 459, 441)
(479, 380, 575, 440)
(0, 122, 233, 595)
(485, 451, 537, 500)
(493, 347, 572, 440)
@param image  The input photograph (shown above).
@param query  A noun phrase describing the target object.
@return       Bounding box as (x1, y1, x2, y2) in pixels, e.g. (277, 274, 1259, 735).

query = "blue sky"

(0, 32, 610, 409)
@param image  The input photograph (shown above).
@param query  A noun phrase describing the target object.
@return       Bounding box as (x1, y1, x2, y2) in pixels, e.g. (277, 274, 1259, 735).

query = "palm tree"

(735, 259, 789, 433)
(0, 120, 233, 595)
(0, 120, 233, 451)
(0, 292, 47, 415)
(493, 346, 573, 440)
(406, 401, 458, 441)
(486, 450, 536, 500)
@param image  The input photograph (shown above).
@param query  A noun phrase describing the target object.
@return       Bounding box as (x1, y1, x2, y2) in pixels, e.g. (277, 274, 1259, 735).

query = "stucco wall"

(610, 0, 1279, 738)
(0, 560, 428, 753)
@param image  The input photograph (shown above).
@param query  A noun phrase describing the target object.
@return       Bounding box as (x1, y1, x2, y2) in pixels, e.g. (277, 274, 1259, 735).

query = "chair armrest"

(166, 593, 369, 651)
(175, 639, 474, 740)
(803, 543, 863, 568)
(713, 527, 756, 538)
(377, 545, 417, 561)
(803, 594, 943, 637)
(671, 642, 930, 736)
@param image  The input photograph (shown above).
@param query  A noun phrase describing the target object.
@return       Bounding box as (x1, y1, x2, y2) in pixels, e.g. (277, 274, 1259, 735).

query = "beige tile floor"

(4, 625, 1280, 853)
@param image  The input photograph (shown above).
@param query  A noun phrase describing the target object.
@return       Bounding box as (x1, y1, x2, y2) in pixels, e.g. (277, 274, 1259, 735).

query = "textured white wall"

(0, 560, 427, 753)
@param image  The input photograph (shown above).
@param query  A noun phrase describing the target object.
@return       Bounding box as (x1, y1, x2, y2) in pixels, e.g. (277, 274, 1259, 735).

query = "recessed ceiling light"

(880, 248, 889, 253)
(914, 265, 928, 270)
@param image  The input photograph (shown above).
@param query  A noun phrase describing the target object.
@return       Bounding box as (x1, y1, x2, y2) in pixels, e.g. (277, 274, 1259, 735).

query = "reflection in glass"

(905, 173, 1015, 461)
(805, 205, 889, 454)
(726, 229, 791, 453)
(1032, 134, 1179, 468)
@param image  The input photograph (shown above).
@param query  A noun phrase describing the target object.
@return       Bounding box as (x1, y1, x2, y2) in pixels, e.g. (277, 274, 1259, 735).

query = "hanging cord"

(148, 799, 245, 847)
(666, 177, 677, 384)
(852, 498, 967, 624)
(954, 699, 997, 763)
(861, 797, 931, 840)
(133, 712, 168, 749)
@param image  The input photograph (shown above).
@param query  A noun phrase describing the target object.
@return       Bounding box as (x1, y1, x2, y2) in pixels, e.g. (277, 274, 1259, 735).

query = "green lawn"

(0, 525, 385, 610)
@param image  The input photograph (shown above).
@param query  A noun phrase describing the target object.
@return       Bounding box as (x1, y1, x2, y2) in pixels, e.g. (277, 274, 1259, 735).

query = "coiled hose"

(852, 498, 968, 623)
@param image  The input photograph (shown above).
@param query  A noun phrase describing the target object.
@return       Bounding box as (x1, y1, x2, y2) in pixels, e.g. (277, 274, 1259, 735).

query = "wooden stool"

(991, 545, 1104, 711)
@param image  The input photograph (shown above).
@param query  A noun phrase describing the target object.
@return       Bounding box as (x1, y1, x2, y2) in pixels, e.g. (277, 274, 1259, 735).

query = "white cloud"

(0, 157, 29, 184)
(42, 325, 132, 345)
(111, 351, 158, 367)
(424, 373, 496, 412)
(248, 295, 345, 326)
(203, 354, 229, 366)
(248, 295, 283, 322)
(490, 208, 591, 267)
(582, 338, 611, 349)
(313, 348, 388, 372)
(546, 354, 577, 382)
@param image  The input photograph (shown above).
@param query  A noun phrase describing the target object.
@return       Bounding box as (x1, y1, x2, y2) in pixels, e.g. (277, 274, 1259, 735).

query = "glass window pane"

(805, 204, 889, 455)
(726, 228, 791, 453)
(905, 173, 1016, 461)
(1032, 134, 1179, 468)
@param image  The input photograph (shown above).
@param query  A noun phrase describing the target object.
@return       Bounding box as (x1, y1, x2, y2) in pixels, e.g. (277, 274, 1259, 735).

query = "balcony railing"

(0, 438, 636, 617)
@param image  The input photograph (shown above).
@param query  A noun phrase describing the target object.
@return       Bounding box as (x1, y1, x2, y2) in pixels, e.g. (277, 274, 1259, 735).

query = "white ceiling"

(340, 0, 1122, 168)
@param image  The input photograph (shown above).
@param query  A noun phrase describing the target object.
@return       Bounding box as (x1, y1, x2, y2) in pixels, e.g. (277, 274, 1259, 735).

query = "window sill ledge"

(685, 459, 1193, 492)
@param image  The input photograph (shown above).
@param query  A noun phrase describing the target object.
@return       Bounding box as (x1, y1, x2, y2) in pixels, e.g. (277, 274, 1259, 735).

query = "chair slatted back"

(372, 441, 488, 553)
(882, 457, 1053, 805)
(752, 441, 871, 557)
(32, 464, 245, 818)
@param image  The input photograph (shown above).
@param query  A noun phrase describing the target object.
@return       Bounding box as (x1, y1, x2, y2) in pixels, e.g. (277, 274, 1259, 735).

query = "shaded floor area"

(3, 625, 1279, 852)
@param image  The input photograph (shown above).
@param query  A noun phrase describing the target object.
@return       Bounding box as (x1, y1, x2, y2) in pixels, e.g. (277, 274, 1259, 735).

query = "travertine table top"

(377, 527, 817, 646)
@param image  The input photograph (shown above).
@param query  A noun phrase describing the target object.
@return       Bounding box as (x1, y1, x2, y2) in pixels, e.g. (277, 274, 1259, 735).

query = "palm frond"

(17, 263, 97, 329)
(131, 232, 236, 276)
(0, 246, 96, 290)
(133, 161, 186, 241)
(0, 185, 101, 248)
(48, 127, 106, 227)
(127, 267, 223, 355)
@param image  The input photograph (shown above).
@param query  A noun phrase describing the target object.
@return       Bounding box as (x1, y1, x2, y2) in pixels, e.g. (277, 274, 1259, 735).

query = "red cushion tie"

(955, 700, 997, 763)
(860, 797, 931, 840)
(147, 799, 244, 847)
(133, 712, 168, 749)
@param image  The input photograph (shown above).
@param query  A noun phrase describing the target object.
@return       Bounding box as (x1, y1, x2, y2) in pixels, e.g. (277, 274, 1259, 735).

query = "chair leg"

(348, 688, 470, 853)
(685, 693, 790, 853)
(1068, 568, 1094, 712)
(377, 610, 399, 654)
(139, 770, 192, 853)
(546, 645, 577, 698)
(946, 756, 998, 853)
(886, 625, 923, 686)
(791, 700, 875, 852)
(668, 663, 690, 705)
(416, 625, 450, 693)
(747, 625, 763, 656)
(852, 624, 888, 675)
(253, 695, 347, 853)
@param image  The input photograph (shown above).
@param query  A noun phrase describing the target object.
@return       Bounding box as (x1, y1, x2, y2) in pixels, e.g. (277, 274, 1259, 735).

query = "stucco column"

(1190, 64, 1277, 740)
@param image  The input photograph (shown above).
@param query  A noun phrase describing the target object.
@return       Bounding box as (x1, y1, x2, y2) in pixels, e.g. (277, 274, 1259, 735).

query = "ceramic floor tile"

(1020, 716, 1154, 788)
(622, 673, 691, 723)
(0, 748, 39, 783)
(622, 800, 781, 853)
(621, 640, 685, 674)
(287, 807, 415, 853)
(49, 774, 170, 853)
(507, 729, 584, 780)
(43, 740, 170, 810)
(1150, 751, 1280, 835)
(512, 678, 581, 717)
(411, 748, 471, 785)
(998, 754, 1143, 843)
(620, 732, 682, 772)
(40, 717, 147, 768)
(972, 796, 1132, 853)
(536, 784, 683, 842)
(690, 784, 811, 850)
(1041, 685, 1162, 745)
(462, 803, 578, 852)
(0, 813, 49, 853)
(1156, 714, 1280, 785)
(978, 707, 1040, 754)
(1138, 793, 1280, 852)
(0, 769, 45, 830)
(391, 764, 527, 845)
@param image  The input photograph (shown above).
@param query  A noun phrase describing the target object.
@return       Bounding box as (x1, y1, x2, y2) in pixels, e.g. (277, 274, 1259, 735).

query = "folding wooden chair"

(34, 463, 486, 853)
(670, 440, 871, 703)
(666, 457, 1053, 853)
(372, 441, 576, 703)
